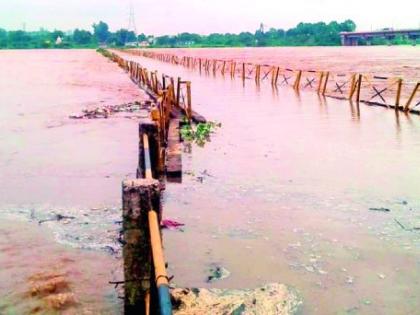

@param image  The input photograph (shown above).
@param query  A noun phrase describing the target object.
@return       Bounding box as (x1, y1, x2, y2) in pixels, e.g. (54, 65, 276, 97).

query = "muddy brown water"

(0, 47, 419, 314)
(119, 47, 420, 315)
(0, 49, 146, 314)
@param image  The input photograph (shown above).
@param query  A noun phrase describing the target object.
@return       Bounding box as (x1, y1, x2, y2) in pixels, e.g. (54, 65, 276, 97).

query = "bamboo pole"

(176, 77, 181, 107)
(317, 72, 324, 94)
(186, 82, 192, 122)
(322, 72, 330, 95)
(404, 82, 419, 112)
(395, 78, 403, 109)
(356, 74, 362, 103)
(274, 67, 280, 86)
(255, 65, 261, 83)
(348, 74, 356, 99)
(294, 70, 302, 90)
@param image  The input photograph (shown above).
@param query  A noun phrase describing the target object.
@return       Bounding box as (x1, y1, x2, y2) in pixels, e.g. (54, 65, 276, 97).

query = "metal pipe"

(143, 134, 153, 180)
(148, 210, 172, 315)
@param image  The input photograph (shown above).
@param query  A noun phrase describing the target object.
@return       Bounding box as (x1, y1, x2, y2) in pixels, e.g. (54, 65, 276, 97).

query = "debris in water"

(69, 101, 150, 120)
(346, 276, 354, 284)
(38, 214, 76, 225)
(206, 264, 231, 283)
(161, 219, 185, 230)
(369, 207, 391, 212)
(171, 283, 301, 314)
(304, 265, 315, 273)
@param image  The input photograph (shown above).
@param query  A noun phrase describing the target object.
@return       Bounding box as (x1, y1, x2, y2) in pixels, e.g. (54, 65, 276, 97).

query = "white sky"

(0, 0, 419, 34)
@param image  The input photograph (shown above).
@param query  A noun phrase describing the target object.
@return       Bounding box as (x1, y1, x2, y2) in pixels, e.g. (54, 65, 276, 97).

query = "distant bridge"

(340, 29, 420, 46)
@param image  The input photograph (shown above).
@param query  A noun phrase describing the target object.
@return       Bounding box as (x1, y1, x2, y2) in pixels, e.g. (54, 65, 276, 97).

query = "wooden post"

(356, 74, 362, 103)
(273, 67, 280, 86)
(199, 58, 202, 73)
(255, 65, 261, 83)
(242, 63, 245, 82)
(231, 61, 236, 78)
(294, 70, 302, 90)
(404, 82, 419, 112)
(395, 78, 403, 109)
(322, 71, 330, 95)
(222, 61, 226, 75)
(122, 178, 161, 314)
(317, 72, 324, 94)
(176, 77, 181, 107)
(186, 82, 192, 122)
(348, 74, 356, 99)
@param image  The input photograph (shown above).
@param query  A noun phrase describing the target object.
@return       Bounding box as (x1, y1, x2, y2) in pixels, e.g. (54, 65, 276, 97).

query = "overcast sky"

(1, 0, 419, 34)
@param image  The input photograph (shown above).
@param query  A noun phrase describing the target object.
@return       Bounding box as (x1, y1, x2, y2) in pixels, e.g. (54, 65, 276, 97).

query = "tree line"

(0, 19, 416, 49)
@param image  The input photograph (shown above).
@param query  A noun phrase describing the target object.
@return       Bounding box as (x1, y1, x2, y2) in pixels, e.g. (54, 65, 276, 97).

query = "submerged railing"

(121, 49, 420, 114)
(100, 49, 202, 315)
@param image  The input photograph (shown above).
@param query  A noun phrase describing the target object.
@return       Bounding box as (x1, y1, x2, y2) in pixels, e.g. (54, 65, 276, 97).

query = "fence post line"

(395, 78, 403, 110)
(322, 71, 330, 95)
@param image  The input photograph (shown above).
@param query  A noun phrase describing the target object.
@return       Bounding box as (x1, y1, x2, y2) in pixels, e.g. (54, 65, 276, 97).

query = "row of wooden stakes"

(122, 49, 419, 113)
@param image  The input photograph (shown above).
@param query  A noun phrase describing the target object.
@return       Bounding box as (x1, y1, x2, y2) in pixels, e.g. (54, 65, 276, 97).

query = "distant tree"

(51, 30, 64, 41)
(73, 29, 93, 45)
(155, 35, 176, 47)
(340, 19, 356, 32)
(206, 33, 227, 46)
(93, 21, 110, 43)
(238, 32, 255, 46)
(177, 32, 202, 45)
(137, 33, 147, 42)
(8, 30, 31, 48)
(0, 28, 7, 48)
(114, 29, 136, 46)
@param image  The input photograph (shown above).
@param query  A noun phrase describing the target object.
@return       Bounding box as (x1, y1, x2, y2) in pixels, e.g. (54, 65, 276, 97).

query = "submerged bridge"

(340, 29, 420, 46)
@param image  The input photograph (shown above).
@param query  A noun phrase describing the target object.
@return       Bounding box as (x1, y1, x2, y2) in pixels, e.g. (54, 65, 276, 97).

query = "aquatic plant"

(180, 119, 221, 146)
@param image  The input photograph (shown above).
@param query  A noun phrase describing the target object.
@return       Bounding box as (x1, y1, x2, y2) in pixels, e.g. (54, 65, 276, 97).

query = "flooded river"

(0, 49, 145, 314)
(120, 47, 420, 315)
(0, 47, 419, 314)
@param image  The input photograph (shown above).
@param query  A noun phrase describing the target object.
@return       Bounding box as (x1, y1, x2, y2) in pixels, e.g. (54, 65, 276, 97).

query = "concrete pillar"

(122, 178, 161, 314)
